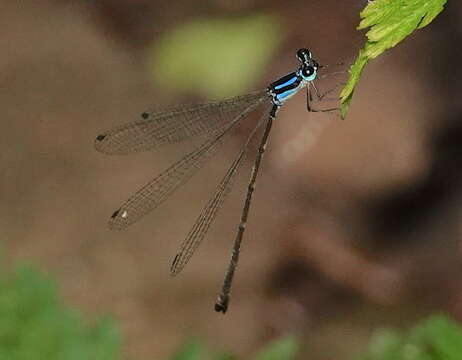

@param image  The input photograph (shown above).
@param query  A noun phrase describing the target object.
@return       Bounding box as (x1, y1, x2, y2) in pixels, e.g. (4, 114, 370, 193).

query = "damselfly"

(95, 48, 341, 313)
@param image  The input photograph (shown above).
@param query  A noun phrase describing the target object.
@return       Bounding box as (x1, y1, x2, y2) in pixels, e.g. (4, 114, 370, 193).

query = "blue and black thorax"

(268, 71, 303, 106)
(267, 48, 319, 106)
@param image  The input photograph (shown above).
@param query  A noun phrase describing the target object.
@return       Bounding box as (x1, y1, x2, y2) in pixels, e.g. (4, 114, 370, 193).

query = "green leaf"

(150, 15, 282, 99)
(339, 49, 369, 119)
(340, 0, 447, 118)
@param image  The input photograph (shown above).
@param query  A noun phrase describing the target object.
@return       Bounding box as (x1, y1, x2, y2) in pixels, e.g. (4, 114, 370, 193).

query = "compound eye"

(302, 66, 314, 78)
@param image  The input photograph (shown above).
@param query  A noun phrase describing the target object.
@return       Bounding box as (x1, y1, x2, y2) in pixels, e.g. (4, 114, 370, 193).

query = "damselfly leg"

(313, 81, 346, 101)
(306, 84, 340, 113)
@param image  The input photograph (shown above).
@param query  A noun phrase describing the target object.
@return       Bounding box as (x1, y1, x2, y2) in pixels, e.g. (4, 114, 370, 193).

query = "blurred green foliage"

(172, 336, 298, 360)
(358, 314, 462, 360)
(172, 339, 235, 360)
(252, 336, 299, 360)
(340, 0, 447, 118)
(150, 15, 282, 98)
(0, 264, 120, 360)
(1, 261, 460, 360)
(172, 315, 462, 360)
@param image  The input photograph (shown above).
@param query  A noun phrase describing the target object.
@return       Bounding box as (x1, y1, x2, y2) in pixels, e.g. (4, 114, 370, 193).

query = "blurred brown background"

(1, 0, 461, 359)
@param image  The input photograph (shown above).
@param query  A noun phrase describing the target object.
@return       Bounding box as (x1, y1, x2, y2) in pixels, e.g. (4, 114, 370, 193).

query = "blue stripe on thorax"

(268, 71, 305, 105)
(269, 72, 301, 93)
(274, 75, 298, 90)
(276, 88, 297, 102)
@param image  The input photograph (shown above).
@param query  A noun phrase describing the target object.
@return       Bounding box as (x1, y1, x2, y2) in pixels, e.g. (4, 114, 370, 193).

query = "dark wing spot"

(96, 134, 106, 141)
(111, 209, 120, 219)
(141, 112, 149, 119)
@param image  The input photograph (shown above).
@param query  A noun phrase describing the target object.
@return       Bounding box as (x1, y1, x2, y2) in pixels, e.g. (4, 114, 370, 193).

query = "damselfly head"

(296, 48, 312, 64)
(297, 49, 319, 81)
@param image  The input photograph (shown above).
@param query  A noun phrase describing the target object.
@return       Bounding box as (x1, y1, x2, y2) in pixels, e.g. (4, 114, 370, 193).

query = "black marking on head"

(111, 209, 120, 219)
(296, 48, 312, 64)
(141, 112, 149, 119)
(96, 134, 106, 141)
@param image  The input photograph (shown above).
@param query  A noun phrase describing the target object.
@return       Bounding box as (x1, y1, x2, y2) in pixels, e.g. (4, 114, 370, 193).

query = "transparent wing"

(170, 104, 272, 276)
(108, 97, 267, 230)
(95, 91, 268, 155)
